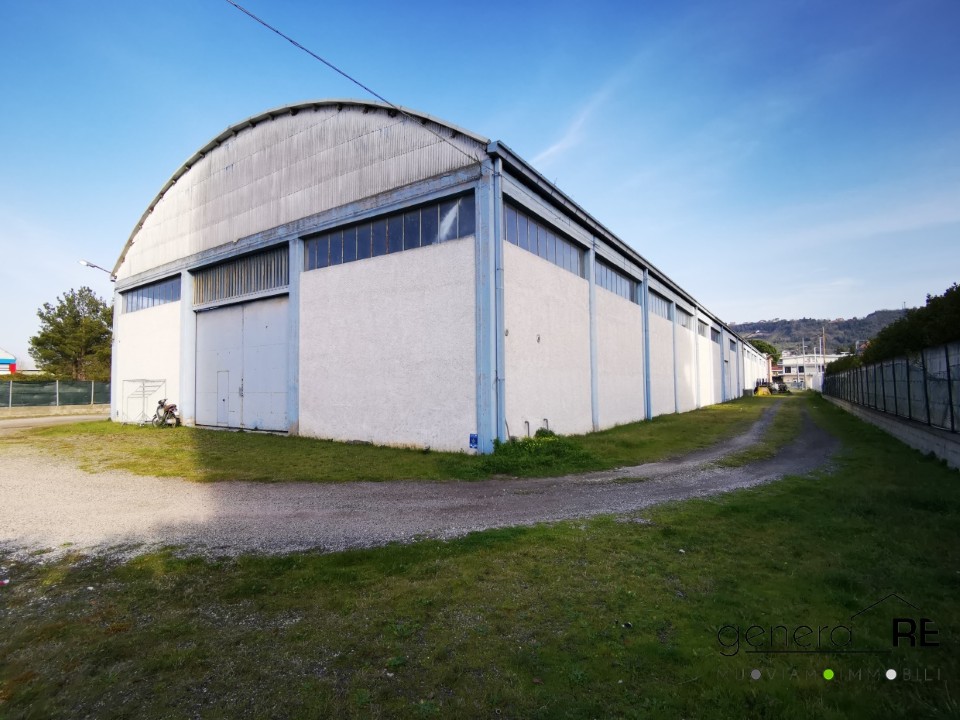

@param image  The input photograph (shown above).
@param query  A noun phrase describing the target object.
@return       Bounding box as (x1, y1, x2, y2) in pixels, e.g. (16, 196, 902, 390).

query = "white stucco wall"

(113, 301, 181, 422)
(725, 339, 739, 400)
(711, 338, 724, 404)
(596, 290, 644, 428)
(299, 237, 476, 452)
(697, 333, 716, 407)
(676, 324, 697, 412)
(503, 242, 592, 437)
(743, 348, 767, 390)
(648, 312, 676, 417)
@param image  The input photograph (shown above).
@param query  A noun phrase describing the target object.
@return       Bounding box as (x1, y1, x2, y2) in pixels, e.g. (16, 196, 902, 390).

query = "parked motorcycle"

(152, 398, 181, 427)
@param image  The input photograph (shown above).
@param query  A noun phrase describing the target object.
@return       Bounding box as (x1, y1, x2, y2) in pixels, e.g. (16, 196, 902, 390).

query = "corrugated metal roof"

(112, 99, 489, 278)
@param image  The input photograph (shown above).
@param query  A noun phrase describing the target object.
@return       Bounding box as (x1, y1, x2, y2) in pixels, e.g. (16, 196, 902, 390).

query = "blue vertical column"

(178, 270, 196, 425)
(719, 328, 728, 402)
(642, 268, 652, 420)
(110, 289, 121, 421)
(588, 242, 599, 431)
(287, 237, 302, 434)
(493, 160, 506, 444)
(737, 340, 746, 398)
(475, 159, 503, 453)
(693, 307, 701, 408)
(671, 300, 679, 413)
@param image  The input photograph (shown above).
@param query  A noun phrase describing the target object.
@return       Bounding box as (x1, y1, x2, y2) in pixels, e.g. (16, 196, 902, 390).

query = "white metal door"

(241, 296, 288, 431)
(217, 371, 230, 425)
(196, 303, 243, 427)
(195, 297, 288, 431)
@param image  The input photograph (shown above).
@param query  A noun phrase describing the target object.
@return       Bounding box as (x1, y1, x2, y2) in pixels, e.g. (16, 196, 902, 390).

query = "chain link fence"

(822, 340, 959, 433)
(2, 380, 111, 408)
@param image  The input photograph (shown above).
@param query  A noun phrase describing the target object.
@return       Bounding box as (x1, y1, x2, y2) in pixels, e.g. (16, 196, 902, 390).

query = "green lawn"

(5, 395, 779, 482)
(1, 394, 957, 718)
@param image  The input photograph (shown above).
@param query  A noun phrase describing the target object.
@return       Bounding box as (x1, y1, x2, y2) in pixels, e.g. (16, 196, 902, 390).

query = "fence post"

(905, 356, 913, 421)
(891, 359, 900, 416)
(90, 381, 95, 406)
(7, 381, 11, 408)
(946, 345, 956, 433)
(921, 349, 931, 426)
(55, 380, 59, 407)
(880, 362, 887, 413)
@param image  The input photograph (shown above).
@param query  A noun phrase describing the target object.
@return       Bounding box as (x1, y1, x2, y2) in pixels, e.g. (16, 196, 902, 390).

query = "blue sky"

(1, 0, 958, 367)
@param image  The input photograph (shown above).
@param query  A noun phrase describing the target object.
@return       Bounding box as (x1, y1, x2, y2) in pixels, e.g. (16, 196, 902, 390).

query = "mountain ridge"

(731, 309, 908, 354)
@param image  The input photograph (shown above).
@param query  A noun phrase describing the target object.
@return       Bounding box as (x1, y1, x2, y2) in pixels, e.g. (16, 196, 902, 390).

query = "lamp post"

(79, 259, 116, 282)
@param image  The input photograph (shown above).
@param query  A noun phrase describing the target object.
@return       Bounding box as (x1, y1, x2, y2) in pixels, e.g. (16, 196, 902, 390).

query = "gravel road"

(0, 406, 838, 560)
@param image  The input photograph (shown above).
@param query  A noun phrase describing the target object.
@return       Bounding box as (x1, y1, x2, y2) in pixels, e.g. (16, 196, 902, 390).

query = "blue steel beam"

(475, 160, 498, 453)
(589, 241, 599, 431)
(286, 237, 302, 433)
(643, 268, 652, 420)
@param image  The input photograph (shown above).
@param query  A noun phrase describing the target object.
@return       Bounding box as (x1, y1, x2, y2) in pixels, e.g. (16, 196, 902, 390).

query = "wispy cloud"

(531, 85, 613, 166)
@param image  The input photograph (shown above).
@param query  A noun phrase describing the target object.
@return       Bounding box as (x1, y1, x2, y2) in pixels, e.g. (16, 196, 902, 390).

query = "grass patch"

(713, 394, 805, 467)
(1, 394, 957, 718)
(4, 396, 777, 482)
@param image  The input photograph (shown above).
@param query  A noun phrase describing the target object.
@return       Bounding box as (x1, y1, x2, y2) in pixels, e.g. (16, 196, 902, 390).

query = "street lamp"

(79, 259, 116, 282)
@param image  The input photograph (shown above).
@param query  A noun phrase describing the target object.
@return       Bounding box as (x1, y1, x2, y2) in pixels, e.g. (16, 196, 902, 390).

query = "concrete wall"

(825, 396, 960, 470)
(648, 312, 675, 417)
(299, 237, 476, 452)
(118, 104, 483, 282)
(595, 290, 644, 428)
(697, 332, 721, 406)
(742, 347, 768, 392)
(725, 338, 738, 400)
(503, 242, 592, 436)
(0, 405, 110, 420)
(113, 301, 182, 422)
(676, 324, 697, 412)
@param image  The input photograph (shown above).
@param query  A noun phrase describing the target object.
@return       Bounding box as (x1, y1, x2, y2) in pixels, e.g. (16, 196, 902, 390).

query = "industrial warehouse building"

(111, 100, 768, 453)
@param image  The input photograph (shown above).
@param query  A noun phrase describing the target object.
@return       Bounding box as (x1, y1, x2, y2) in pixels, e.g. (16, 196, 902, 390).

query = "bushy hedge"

(860, 283, 960, 364)
(0, 373, 58, 383)
(825, 355, 862, 375)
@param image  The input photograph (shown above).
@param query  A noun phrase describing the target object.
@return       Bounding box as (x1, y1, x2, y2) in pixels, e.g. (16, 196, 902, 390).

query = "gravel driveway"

(0, 406, 838, 560)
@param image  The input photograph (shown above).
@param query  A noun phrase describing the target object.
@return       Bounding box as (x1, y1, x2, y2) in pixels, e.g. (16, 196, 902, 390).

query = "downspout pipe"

(642, 268, 652, 420)
(493, 157, 507, 443)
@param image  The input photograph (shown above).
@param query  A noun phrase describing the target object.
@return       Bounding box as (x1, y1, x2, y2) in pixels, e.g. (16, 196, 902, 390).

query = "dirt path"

(0, 406, 838, 560)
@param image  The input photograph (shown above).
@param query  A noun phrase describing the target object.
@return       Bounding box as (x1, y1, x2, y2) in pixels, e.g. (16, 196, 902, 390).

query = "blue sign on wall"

(469, 433, 478, 449)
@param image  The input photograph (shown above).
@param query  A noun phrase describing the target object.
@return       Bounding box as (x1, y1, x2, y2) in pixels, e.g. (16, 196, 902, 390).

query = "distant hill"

(731, 310, 907, 355)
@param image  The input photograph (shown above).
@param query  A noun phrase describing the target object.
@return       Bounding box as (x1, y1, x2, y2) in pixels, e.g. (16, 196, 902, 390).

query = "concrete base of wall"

(824, 396, 960, 470)
(0, 404, 111, 420)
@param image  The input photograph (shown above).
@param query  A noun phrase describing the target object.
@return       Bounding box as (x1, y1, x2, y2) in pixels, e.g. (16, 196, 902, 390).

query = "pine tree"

(28, 287, 112, 380)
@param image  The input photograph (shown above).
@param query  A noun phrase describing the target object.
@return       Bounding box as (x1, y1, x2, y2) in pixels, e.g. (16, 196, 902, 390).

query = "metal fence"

(2, 380, 111, 408)
(822, 340, 959, 433)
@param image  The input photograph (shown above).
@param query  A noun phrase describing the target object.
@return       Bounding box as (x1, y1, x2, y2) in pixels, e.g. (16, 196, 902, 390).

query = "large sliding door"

(195, 296, 288, 431)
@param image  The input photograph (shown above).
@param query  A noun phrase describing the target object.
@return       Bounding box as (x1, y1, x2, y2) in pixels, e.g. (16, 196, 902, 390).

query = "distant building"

(780, 350, 850, 391)
(0, 347, 15, 375)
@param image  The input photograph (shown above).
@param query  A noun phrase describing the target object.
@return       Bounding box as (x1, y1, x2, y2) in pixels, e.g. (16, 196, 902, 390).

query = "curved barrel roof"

(113, 99, 488, 279)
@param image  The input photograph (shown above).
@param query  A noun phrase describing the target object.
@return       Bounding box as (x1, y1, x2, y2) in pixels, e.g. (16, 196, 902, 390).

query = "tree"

(825, 355, 862, 375)
(861, 283, 960, 364)
(29, 287, 112, 380)
(749, 338, 781, 364)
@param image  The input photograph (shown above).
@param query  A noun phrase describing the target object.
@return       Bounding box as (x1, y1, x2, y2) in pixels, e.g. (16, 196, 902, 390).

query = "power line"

(221, 0, 481, 164)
